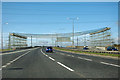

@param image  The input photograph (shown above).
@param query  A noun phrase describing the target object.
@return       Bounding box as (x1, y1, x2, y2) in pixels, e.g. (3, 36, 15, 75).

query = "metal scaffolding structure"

(8, 33, 27, 49)
(7, 27, 114, 48)
(90, 27, 114, 47)
(13, 27, 110, 38)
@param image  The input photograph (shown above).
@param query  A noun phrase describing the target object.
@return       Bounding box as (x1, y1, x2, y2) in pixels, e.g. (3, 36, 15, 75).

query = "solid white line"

(2, 51, 31, 68)
(49, 57, 55, 61)
(1, 48, 38, 55)
(100, 62, 120, 67)
(57, 62, 74, 72)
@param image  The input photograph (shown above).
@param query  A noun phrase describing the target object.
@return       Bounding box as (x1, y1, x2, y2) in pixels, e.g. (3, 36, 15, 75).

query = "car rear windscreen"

(47, 47, 52, 49)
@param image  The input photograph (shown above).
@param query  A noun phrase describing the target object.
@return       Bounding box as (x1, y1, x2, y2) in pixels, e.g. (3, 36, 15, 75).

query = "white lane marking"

(41, 49, 55, 61)
(2, 51, 31, 68)
(83, 58, 92, 61)
(49, 57, 55, 61)
(60, 53, 65, 55)
(41, 49, 74, 72)
(100, 62, 120, 67)
(45, 55, 48, 57)
(57, 62, 74, 72)
(41, 49, 45, 54)
(67, 55, 71, 56)
(78, 57, 92, 61)
(2, 65, 7, 68)
(78, 57, 84, 59)
(71, 55, 74, 57)
(1, 48, 38, 55)
(6, 63, 11, 65)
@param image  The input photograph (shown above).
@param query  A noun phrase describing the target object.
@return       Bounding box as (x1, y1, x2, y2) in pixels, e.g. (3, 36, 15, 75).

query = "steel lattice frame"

(9, 27, 113, 48)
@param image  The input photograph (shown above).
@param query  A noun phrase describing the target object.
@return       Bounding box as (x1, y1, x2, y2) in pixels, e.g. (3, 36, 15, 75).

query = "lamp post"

(31, 36, 32, 47)
(67, 17, 79, 47)
(1, 22, 9, 51)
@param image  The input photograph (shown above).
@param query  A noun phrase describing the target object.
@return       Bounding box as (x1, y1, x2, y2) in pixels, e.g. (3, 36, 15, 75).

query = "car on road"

(46, 47, 53, 52)
(83, 46, 89, 50)
(107, 46, 118, 51)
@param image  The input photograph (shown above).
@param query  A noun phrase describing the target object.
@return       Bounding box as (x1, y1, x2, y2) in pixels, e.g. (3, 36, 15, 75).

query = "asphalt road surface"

(1, 47, 119, 78)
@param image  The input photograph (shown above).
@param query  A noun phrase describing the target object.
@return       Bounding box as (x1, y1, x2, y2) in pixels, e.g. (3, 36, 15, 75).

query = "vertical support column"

(56, 33, 58, 47)
(52, 34, 53, 47)
(72, 20, 74, 47)
(84, 35, 86, 46)
(31, 36, 32, 47)
(77, 37, 78, 46)
(36, 37, 37, 46)
(8, 33, 11, 49)
(90, 34, 92, 47)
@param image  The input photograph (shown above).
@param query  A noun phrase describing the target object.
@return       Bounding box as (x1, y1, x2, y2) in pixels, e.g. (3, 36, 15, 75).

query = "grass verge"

(0, 49, 12, 52)
(54, 47, 120, 58)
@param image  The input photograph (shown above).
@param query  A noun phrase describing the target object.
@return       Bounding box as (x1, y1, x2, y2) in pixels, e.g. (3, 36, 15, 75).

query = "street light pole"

(77, 37, 78, 46)
(67, 17, 79, 47)
(72, 20, 74, 47)
(31, 36, 32, 47)
(0, 1, 3, 51)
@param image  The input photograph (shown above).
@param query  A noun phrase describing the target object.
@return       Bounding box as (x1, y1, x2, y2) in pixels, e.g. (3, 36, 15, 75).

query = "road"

(1, 47, 119, 79)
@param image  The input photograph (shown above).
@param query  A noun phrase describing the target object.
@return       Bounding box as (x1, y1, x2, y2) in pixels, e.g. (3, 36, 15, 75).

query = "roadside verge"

(54, 47, 120, 60)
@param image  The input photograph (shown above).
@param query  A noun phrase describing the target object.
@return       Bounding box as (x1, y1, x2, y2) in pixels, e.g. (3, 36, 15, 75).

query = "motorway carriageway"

(1, 47, 119, 78)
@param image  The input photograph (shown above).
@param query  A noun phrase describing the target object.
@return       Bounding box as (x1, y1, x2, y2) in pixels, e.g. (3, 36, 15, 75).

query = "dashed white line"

(83, 58, 92, 61)
(49, 57, 55, 61)
(71, 55, 74, 57)
(42, 49, 120, 68)
(41, 49, 54, 61)
(78, 57, 84, 59)
(6, 63, 11, 65)
(45, 55, 48, 57)
(41, 49, 74, 72)
(60, 53, 65, 55)
(67, 55, 71, 56)
(2, 65, 7, 68)
(78, 57, 92, 61)
(57, 62, 74, 72)
(100, 62, 120, 67)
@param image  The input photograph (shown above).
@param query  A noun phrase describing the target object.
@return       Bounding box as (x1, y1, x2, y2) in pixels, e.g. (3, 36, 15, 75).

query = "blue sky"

(2, 0, 120, 2)
(3, 2, 118, 34)
(2, 2, 118, 46)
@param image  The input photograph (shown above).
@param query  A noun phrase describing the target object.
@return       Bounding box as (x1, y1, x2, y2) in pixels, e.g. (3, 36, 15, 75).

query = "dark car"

(83, 46, 89, 50)
(46, 47, 53, 52)
(107, 46, 118, 51)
